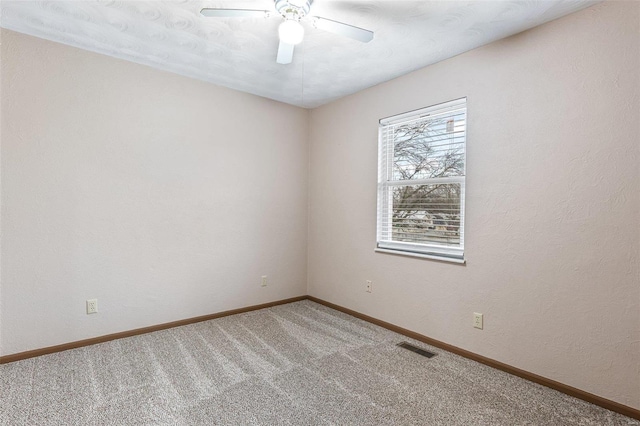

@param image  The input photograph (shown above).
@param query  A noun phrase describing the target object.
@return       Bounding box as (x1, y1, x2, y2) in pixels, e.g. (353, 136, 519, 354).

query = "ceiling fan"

(200, 0, 374, 65)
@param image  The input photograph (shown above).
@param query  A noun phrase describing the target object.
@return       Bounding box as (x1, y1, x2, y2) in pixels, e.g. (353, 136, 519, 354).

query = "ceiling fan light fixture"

(202, 0, 372, 65)
(279, 20, 305, 45)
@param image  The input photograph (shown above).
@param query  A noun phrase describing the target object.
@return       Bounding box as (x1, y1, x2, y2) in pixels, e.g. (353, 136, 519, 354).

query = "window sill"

(374, 248, 466, 264)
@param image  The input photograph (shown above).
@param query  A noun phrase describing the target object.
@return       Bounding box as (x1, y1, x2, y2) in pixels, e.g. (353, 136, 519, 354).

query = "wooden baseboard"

(307, 296, 640, 421)
(0, 296, 307, 365)
(2, 294, 638, 420)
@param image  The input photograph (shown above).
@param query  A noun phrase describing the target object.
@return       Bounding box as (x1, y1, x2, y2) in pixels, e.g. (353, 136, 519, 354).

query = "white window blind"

(377, 98, 466, 262)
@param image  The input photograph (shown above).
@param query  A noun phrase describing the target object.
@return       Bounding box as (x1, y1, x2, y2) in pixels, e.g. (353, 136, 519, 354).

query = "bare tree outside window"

(392, 116, 465, 246)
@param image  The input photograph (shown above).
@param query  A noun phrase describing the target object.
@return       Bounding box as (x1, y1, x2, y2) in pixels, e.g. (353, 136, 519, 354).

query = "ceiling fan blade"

(200, 8, 270, 18)
(312, 17, 374, 43)
(276, 41, 295, 64)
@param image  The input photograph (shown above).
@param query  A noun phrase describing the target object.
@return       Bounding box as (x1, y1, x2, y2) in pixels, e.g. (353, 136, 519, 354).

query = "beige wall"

(307, 1, 639, 409)
(0, 29, 309, 356)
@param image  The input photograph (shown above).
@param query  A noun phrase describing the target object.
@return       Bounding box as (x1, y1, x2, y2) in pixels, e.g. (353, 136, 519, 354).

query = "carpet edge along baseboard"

(306, 296, 640, 421)
(0, 296, 307, 365)
(1, 294, 638, 421)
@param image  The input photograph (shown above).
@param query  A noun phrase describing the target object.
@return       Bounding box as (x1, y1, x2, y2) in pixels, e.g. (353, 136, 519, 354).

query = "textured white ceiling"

(0, 0, 598, 108)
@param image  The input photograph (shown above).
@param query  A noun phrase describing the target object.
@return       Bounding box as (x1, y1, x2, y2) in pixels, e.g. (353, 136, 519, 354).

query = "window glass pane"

(392, 111, 465, 181)
(391, 183, 461, 247)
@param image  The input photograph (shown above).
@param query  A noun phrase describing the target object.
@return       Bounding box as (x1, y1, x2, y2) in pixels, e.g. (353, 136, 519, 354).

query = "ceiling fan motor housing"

(274, 0, 312, 20)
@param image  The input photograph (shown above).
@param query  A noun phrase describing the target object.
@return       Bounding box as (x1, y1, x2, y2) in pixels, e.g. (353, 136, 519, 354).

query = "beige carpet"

(1, 300, 637, 425)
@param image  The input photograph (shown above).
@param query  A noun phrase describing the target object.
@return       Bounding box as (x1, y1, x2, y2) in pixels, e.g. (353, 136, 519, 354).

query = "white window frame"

(376, 98, 467, 263)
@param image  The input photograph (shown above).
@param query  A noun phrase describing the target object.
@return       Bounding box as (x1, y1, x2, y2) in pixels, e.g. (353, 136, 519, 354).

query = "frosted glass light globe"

(279, 20, 304, 45)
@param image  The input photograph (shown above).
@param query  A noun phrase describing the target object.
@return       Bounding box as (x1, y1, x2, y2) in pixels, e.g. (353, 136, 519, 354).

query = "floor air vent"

(397, 342, 436, 358)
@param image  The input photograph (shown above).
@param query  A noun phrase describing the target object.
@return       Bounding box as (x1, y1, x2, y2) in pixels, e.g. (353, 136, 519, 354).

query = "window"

(376, 98, 466, 262)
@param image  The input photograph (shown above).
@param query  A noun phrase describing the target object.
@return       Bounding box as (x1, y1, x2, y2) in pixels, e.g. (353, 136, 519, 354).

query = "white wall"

(0, 29, 309, 356)
(307, 1, 639, 409)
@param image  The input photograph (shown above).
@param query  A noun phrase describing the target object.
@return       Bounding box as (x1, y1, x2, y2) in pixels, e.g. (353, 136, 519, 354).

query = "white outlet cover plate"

(87, 299, 98, 314)
(473, 312, 483, 329)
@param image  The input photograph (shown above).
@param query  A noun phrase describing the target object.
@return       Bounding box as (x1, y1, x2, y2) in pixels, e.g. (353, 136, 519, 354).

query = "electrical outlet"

(87, 299, 98, 314)
(261, 275, 268, 287)
(366, 280, 372, 293)
(473, 312, 483, 329)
